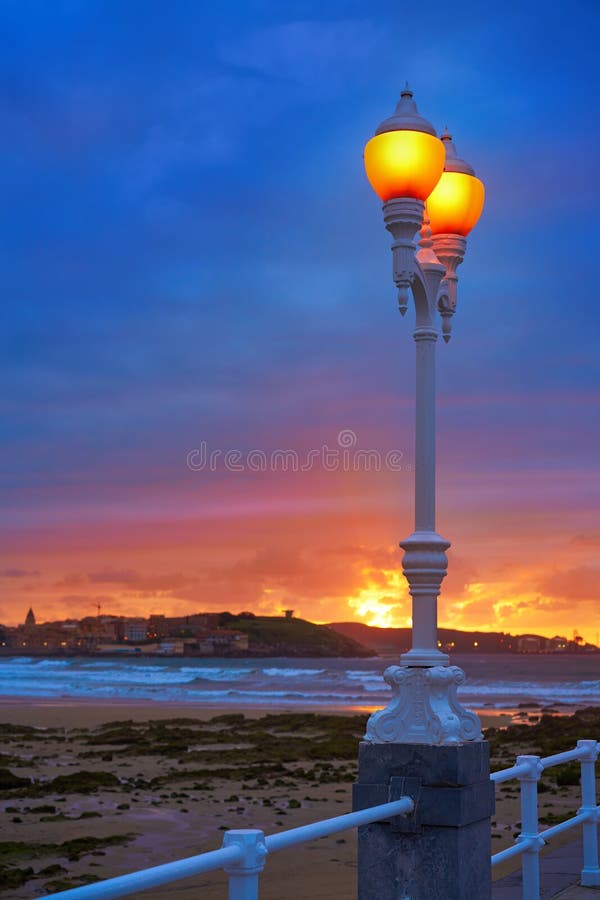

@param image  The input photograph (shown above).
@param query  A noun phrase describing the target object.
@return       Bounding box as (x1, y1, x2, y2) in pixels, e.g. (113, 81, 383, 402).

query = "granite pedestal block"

(353, 741, 495, 900)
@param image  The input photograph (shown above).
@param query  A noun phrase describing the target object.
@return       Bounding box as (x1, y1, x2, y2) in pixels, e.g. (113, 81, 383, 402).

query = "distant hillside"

(221, 614, 372, 657)
(327, 623, 593, 654)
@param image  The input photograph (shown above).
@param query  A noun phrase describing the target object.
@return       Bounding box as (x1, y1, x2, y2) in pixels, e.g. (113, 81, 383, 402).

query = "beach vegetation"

(44, 873, 101, 892)
(540, 810, 574, 826)
(40, 770, 120, 795)
(0, 834, 135, 891)
(0, 834, 135, 865)
(486, 707, 600, 774)
(39, 864, 67, 876)
(0, 864, 33, 889)
(553, 763, 581, 787)
(0, 769, 30, 789)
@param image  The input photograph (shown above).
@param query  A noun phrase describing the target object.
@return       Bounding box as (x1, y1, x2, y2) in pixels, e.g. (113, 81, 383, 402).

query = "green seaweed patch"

(0, 723, 40, 737)
(210, 714, 246, 727)
(44, 873, 101, 891)
(86, 726, 149, 746)
(39, 863, 67, 876)
(37, 770, 120, 796)
(0, 723, 64, 742)
(553, 763, 581, 787)
(484, 707, 600, 760)
(40, 811, 102, 822)
(83, 722, 218, 758)
(540, 810, 575, 826)
(0, 769, 31, 790)
(2, 769, 121, 798)
(0, 864, 34, 889)
(0, 833, 136, 865)
(245, 713, 367, 735)
(0, 754, 20, 768)
(78, 713, 368, 764)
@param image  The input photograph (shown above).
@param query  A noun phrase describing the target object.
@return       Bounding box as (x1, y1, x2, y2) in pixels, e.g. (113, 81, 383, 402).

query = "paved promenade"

(493, 829, 600, 898)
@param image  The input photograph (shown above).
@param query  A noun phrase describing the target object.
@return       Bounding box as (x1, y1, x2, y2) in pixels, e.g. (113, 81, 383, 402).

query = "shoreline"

(0, 695, 561, 730)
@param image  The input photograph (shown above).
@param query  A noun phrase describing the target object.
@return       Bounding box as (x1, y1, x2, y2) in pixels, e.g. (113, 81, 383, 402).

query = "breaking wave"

(0, 656, 598, 709)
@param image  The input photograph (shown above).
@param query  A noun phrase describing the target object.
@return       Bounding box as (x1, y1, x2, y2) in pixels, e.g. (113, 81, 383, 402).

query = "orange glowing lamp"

(426, 129, 485, 235)
(364, 86, 445, 202)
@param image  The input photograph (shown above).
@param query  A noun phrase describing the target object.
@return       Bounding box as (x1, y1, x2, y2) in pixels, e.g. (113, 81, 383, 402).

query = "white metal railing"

(490, 738, 600, 898)
(44, 796, 414, 899)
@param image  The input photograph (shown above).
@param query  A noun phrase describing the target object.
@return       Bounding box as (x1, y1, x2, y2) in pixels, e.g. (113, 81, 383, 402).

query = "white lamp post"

(363, 87, 485, 745)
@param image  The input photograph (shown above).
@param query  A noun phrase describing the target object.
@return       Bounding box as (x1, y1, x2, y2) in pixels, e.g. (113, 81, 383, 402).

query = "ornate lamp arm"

(383, 197, 425, 316)
(384, 199, 466, 334)
(433, 234, 467, 342)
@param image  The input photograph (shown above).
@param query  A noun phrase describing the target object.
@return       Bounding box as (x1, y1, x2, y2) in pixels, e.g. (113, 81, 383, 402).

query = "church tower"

(24, 607, 36, 629)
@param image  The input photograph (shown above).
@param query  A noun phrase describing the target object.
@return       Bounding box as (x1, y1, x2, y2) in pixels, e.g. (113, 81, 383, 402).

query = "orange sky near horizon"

(3, 461, 599, 645)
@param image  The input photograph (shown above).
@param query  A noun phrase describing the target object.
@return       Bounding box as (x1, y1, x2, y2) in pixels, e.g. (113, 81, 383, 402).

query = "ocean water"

(0, 654, 599, 712)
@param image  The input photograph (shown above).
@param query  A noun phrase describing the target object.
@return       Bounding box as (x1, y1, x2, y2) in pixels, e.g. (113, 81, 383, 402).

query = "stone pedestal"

(353, 741, 494, 900)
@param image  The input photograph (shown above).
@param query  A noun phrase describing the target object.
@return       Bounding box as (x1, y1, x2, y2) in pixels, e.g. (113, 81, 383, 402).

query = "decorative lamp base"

(365, 665, 482, 745)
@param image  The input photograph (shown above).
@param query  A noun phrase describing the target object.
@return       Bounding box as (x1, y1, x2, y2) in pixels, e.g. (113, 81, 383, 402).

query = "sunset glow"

(1, 5, 599, 650)
(346, 567, 410, 628)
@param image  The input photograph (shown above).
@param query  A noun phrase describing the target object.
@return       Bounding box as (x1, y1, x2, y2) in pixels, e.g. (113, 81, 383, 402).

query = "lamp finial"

(438, 128, 476, 176)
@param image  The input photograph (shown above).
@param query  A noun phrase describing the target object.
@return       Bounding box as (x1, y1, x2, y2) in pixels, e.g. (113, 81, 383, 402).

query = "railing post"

(222, 829, 267, 900)
(577, 739, 600, 887)
(516, 755, 544, 900)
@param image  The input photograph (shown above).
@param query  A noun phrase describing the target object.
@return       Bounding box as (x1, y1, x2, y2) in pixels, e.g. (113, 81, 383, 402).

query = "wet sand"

(0, 695, 519, 729)
(0, 701, 597, 898)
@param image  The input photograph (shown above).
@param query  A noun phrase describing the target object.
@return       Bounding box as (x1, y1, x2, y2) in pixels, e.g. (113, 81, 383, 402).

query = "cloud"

(88, 568, 140, 585)
(55, 573, 89, 588)
(1, 568, 40, 578)
(57, 594, 118, 616)
(92, 569, 198, 593)
(204, 543, 399, 604)
(570, 534, 600, 547)
(536, 565, 600, 604)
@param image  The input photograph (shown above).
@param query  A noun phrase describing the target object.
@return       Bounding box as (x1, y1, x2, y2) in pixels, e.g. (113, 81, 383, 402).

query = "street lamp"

(363, 86, 484, 744)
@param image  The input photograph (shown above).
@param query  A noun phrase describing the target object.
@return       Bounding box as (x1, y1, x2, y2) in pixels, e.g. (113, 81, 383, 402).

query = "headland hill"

(0, 608, 597, 658)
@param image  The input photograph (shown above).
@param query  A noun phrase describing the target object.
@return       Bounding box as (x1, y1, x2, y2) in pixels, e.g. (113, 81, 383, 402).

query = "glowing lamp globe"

(364, 86, 445, 202)
(426, 129, 485, 236)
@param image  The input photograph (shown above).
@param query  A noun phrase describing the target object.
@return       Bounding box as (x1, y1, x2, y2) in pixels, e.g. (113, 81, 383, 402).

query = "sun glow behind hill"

(346, 567, 411, 629)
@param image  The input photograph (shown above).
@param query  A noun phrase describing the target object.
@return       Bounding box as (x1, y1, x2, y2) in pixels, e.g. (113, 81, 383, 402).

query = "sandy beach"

(1, 701, 598, 898)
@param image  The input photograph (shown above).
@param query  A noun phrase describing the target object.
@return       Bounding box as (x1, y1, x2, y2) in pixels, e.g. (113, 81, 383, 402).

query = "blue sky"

(1, 0, 599, 637)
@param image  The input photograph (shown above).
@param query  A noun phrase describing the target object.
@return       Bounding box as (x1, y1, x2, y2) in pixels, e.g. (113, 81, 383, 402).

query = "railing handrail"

(490, 762, 531, 784)
(265, 797, 413, 853)
(490, 740, 597, 783)
(45, 796, 414, 898)
(490, 738, 600, 899)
